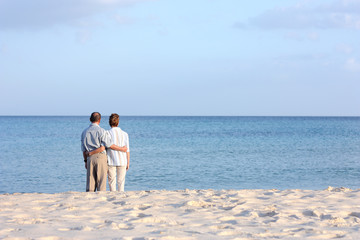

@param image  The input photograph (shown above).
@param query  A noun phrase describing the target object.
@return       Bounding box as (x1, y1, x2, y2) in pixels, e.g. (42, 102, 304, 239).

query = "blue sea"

(0, 116, 359, 193)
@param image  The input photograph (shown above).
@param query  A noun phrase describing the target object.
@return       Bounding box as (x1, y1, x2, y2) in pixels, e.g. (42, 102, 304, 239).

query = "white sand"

(1, 187, 360, 239)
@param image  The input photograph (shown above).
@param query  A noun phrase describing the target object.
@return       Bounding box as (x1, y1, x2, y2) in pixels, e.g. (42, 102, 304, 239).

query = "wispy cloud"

(345, 58, 360, 72)
(0, 0, 153, 30)
(76, 29, 92, 44)
(114, 15, 136, 25)
(0, 43, 9, 54)
(236, 0, 360, 30)
(283, 31, 319, 41)
(274, 53, 328, 62)
(336, 44, 354, 54)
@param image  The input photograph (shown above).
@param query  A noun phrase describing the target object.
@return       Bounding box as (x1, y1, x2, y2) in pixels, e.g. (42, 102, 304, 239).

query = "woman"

(106, 113, 130, 192)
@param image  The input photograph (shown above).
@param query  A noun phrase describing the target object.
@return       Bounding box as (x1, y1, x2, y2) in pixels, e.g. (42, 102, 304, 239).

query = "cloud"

(307, 32, 319, 40)
(76, 29, 92, 44)
(274, 53, 328, 63)
(336, 44, 354, 54)
(233, 22, 247, 30)
(283, 31, 319, 42)
(0, 0, 153, 30)
(239, 0, 360, 30)
(0, 43, 9, 54)
(345, 58, 360, 71)
(114, 15, 136, 25)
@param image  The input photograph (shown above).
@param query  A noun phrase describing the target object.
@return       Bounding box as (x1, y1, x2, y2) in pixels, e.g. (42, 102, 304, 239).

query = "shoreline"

(1, 188, 360, 239)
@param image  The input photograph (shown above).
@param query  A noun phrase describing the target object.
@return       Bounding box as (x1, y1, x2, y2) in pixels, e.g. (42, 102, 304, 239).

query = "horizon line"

(0, 115, 359, 118)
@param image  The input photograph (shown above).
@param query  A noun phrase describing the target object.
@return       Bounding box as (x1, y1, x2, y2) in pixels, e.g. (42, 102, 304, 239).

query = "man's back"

(81, 123, 111, 152)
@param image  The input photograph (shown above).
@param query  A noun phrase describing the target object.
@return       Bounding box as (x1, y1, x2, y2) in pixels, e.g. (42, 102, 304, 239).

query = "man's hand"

(83, 151, 88, 169)
(126, 164, 129, 171)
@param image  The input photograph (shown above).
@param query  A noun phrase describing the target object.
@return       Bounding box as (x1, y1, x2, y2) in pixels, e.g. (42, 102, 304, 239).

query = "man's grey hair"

(90, 112, 101, 123)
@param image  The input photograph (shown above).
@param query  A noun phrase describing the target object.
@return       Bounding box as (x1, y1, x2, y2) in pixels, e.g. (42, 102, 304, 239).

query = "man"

(106, 113, 130, 192)
(81, 112, 127, 192)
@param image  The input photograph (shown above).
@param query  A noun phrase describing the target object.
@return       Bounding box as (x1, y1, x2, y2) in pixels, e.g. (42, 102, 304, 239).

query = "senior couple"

(81, 112, 130, 192)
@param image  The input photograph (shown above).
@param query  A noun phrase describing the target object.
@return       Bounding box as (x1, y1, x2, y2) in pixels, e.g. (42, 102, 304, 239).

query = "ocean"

(0, 116, 359, 193)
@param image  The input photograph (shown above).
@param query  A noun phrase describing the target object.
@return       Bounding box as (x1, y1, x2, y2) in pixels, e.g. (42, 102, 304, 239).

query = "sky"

(0, 0, 359, 116)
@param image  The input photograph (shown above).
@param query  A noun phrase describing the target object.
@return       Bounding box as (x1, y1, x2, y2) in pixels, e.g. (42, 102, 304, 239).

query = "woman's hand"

(88, 146, 105, 156)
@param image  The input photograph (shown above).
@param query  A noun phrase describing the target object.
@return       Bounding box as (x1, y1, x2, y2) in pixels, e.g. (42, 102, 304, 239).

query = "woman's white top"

(106, 127, 130, 166)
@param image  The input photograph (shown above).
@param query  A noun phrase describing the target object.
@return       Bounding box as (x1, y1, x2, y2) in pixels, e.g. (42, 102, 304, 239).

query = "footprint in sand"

(349, 212, 360, 218)
(303, 210, 321, 217)
(132, 213, 152, 218)
(218, 216, 239, 225)
(58, 226, 92, 231)
(236, 210, 259, 218)
(71, 226, 92, 231)
(257, 196, 271, 200)
(259, 210, 278, 218)
(263, 191, 276, 196)
(230, 199, 246, 204)
(131, 204, 152, 211)
(112, 201, 126, 206)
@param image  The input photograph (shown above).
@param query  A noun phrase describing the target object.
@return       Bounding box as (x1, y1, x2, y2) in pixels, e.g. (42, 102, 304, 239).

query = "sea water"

(0, 116, 359, 193)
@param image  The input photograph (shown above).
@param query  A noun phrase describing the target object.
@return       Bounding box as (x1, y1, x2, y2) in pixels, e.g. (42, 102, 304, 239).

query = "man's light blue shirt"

(81, 123, 112, 152)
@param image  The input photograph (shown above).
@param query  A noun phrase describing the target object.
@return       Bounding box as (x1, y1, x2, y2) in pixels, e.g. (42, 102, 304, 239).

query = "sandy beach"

(1, 187, 360, 239)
